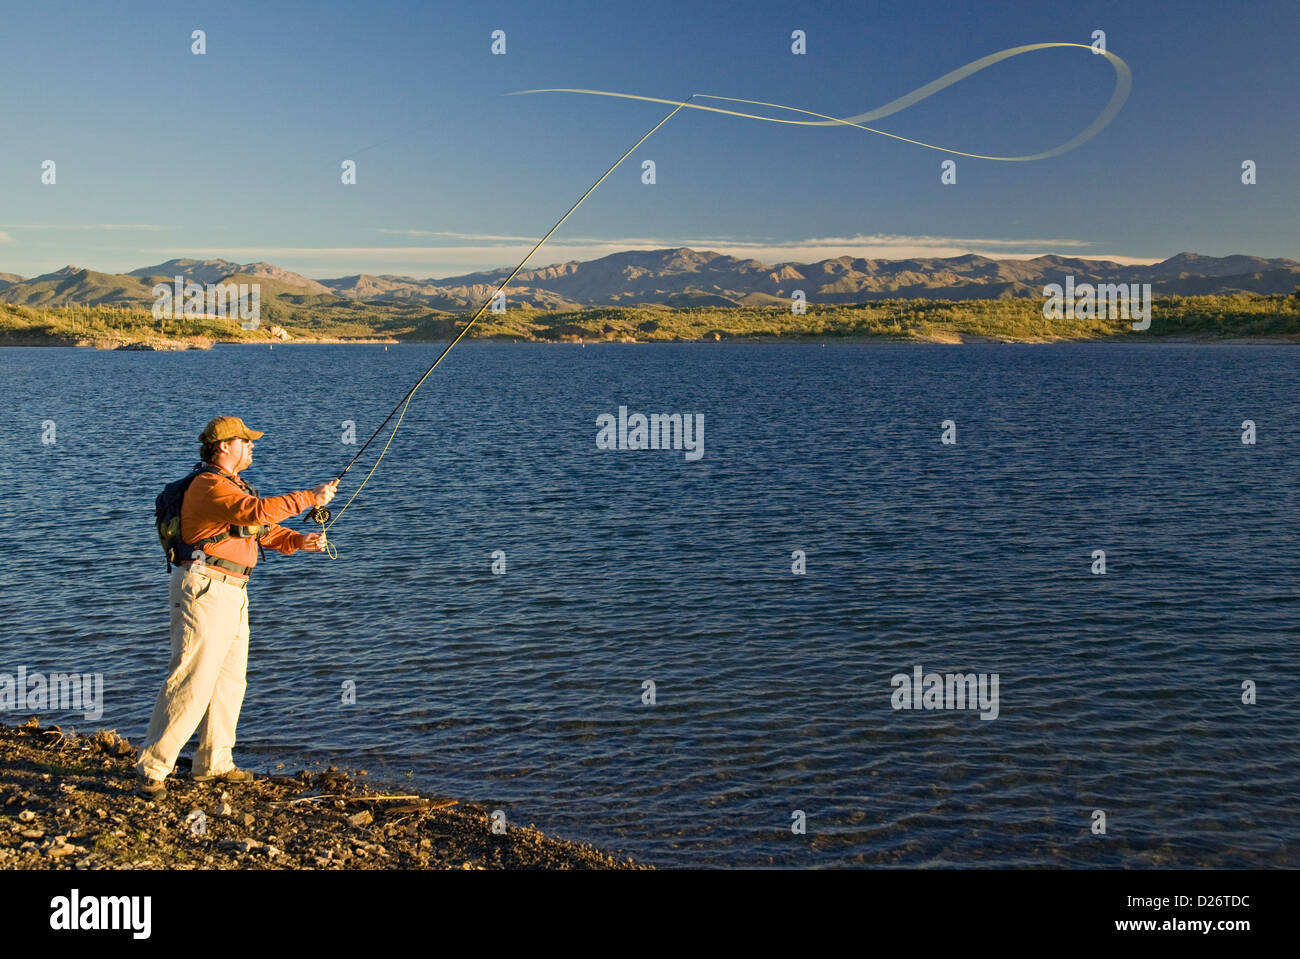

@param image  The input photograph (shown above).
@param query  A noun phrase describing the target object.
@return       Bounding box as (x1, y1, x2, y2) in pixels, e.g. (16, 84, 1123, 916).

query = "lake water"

(1, 342, 1297, 867)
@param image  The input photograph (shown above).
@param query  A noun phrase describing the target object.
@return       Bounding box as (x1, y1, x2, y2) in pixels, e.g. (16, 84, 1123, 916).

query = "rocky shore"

(0, 719, 645, 870)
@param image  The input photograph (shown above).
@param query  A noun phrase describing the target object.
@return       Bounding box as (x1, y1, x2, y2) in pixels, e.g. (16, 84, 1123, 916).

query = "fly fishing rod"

(307, 94, 697, 551)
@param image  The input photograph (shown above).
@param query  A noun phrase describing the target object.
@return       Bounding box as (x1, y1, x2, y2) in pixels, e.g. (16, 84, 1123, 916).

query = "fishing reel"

(305, 504, 337, 559)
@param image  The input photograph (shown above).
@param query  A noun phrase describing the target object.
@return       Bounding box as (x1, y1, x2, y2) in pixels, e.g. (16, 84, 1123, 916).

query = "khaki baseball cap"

(200, 416, 264, 443)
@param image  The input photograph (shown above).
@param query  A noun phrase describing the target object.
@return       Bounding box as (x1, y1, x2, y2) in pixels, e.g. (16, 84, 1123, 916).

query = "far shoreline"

(6, 292, 1298, 348)
(4, 333, 1300, 349)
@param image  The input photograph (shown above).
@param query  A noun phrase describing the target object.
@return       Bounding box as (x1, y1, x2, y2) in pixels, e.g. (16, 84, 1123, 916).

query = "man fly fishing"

(136, 416, 338, 799)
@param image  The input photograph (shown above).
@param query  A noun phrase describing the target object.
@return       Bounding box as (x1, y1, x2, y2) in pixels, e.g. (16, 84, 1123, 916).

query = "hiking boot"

(136, 774, 168, 800)
(193, 767, 256, 784)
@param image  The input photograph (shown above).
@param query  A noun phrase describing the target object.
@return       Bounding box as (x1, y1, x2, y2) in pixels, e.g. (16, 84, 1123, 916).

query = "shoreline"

(3, 332, 1300, 348)
(0, 719, 645, 870)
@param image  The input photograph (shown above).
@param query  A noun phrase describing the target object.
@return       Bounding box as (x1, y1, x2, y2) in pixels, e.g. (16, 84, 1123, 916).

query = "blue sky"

(2, 0, 1297, 279)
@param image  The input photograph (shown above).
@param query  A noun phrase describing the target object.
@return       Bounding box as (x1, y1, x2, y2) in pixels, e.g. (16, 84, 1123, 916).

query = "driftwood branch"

(275, 793, 456, 809)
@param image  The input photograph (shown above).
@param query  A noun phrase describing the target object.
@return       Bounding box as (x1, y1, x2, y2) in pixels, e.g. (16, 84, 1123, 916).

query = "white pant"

(136, 564, 250, 780)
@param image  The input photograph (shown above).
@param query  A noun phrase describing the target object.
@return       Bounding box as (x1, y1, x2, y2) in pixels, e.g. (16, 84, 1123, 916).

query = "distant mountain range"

(2, 250, 1298, 310)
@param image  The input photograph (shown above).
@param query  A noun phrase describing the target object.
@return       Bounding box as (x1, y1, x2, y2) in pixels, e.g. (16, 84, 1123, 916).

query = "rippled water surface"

(2, 342, 1297, 867)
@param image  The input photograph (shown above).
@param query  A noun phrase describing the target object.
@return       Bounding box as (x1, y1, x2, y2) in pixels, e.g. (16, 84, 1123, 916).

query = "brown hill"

(7, 250, 1299, 310)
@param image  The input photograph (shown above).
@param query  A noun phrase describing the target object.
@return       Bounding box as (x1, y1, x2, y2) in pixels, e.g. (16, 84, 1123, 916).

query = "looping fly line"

(506, 42, 1132, 162)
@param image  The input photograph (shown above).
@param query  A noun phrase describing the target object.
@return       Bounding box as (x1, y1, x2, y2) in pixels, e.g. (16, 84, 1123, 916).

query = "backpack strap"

(200, 462, 248, 491)
(195, 530, 233, 550)
(189, 463, 236, 551)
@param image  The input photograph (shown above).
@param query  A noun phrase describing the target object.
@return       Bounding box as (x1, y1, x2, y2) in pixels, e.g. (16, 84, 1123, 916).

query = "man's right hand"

(312, 480, 339, 507)
(301, 532, 328, 552)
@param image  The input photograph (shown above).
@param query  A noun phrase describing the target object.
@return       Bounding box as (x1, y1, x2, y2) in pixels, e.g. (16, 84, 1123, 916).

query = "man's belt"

(203, 556, 252, 577)
(180, 556, 252, 583)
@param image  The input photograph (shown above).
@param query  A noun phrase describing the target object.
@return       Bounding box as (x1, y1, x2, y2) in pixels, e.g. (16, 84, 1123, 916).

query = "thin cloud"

(163, 233, 1162, 274)
(0, 223, 170, 231)
(0, 231, 12, 244)
(371, 229, 1096, 250)
(376, 229, 539, 242)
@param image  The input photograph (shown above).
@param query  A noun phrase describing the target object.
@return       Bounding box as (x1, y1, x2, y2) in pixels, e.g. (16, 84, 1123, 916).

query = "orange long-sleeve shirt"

(180, 469, 316, 571)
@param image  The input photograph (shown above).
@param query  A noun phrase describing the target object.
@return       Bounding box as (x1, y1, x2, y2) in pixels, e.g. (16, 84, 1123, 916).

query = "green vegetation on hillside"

(3, 291, 1299, 347)
(0, 302, 266, 347)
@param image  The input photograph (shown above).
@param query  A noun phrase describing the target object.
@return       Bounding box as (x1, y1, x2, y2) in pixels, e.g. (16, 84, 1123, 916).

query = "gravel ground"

(0, 718, 646, 870)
